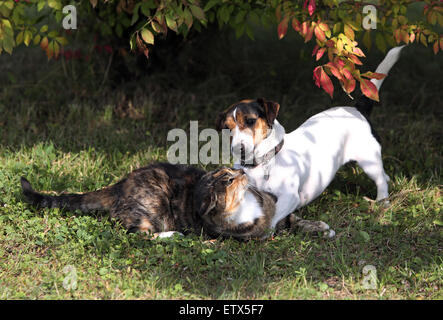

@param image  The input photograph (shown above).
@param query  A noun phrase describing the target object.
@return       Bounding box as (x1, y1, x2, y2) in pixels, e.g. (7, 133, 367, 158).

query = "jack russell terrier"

(216, 46, 405, 237)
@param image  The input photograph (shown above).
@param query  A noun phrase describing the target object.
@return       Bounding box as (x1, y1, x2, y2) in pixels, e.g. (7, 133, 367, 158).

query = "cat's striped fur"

(21, 163, 331, 240)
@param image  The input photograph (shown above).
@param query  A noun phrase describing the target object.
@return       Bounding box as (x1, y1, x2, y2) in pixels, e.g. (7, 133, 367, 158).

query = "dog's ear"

(257, 98, 280, 126)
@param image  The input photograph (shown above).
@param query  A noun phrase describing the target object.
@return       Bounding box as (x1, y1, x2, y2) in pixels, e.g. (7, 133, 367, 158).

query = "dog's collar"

(241, 139, 284, 168)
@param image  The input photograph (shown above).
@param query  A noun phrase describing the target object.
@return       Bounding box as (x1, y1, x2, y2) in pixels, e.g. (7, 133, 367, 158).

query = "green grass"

(0, 29, 442, 299)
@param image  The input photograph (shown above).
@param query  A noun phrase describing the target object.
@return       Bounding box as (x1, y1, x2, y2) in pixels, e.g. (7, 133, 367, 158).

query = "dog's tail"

(20, 177, 117, 213)
(354, 45, 405, 118)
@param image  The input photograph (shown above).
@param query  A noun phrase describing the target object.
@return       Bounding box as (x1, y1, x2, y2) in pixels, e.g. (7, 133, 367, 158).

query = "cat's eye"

(246, 118, 256, 126)
(224, 177, 235, 185)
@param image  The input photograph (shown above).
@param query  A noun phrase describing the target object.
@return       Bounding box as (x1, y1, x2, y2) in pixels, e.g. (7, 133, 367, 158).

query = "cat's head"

(194, 167, 249, 223)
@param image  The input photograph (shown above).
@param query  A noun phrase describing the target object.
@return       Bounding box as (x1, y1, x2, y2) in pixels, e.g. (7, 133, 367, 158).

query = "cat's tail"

(20, 177, 116, 213)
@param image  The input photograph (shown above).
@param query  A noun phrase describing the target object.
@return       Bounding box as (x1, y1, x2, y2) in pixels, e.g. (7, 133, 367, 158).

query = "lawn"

(0, 29, 441, 299)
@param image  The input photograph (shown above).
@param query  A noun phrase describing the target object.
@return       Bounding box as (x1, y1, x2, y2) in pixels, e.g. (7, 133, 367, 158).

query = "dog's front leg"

(270, 194, 300, 229)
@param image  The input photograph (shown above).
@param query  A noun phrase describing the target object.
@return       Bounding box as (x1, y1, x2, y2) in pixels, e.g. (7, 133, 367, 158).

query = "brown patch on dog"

(252, 117, 269, 145)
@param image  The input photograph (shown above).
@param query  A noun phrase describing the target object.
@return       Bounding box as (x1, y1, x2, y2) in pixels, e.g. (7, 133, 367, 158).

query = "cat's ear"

(198, 194, 217, 216)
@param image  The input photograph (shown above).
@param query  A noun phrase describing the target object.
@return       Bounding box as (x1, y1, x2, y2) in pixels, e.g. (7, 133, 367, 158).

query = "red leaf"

(316, 47, 326, 61)
(301, 22, 308, 37)
(343, 77, 356, 94)
(312, 44, 320, 56)
(143, 48, 149, 59)
(325, 62, 342, 80)
(40, 36, 49, 50)
(275, 4, 282, 22)
(361, 71, 386, 80)
(278, 17, 289, 40)
(313, 66, 322, 88)
(344, 24, 354, 40)
(348, 54, 363, 65)
(292, 18, 301, 32)
(353, 47, 366, 57)
(308, 0, 316, 16)
(304, 24, 314, 42)
(433, 41, 439, 55)
(313, 66, 334, 98)
(360, 78, 379, 101)
(326, 40, 335, 47)
(314, 26, 325, 42)
(394, 29, 401, 44)
(342, 68, 353, 80)
(104, 45, 112, 54)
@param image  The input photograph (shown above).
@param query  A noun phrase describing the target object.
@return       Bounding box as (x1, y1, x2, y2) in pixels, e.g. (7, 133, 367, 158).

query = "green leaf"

(4, 1, 14, 10)
(37, 1, 46, 11)
(16, 31, 24, 46)
(40, 25, 48, 33)
(183, 8, 193, 29)
(358, 230, 370, 242)
(333, 22, 341, 34)
(33, 34, 41, 45)
(24, 30, 32, 46)
(318, 282, 329, 292)
(362, 30, 371, 50)
(48, 0, 62, 10)
(2, 34, 14, 54)
(203, 0, 218, 11)
(55, 36, 68, 46)
(375, 32, 386, 53)
(48, 31, 58, 38)
(245, 24, 254, 40)
(433, 219, 443, 226)
(165, 15, 178, 32)
(140, 1, 152, 17)
(190, 5, 205, 21)
(235, 10, 246, 24)
(131, 3, 141, 26)
(140, 28, 154, 45)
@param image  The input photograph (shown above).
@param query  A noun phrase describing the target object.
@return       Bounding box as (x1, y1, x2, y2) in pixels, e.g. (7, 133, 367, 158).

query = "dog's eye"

(246, 118, 256, 126)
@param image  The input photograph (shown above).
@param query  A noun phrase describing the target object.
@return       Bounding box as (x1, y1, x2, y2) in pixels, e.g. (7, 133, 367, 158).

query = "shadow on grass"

(1, 29, 441, 298)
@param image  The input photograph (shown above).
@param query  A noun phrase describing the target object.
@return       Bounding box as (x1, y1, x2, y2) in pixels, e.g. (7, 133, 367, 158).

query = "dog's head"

(216, 98, 280, 164)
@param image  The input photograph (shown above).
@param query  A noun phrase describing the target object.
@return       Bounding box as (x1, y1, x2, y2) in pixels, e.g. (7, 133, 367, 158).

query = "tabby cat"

(21, 163, 331, 240)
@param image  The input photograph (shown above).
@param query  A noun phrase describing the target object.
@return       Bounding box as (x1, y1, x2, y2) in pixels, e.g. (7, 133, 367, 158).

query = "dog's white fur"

(232, 46, 405, 229)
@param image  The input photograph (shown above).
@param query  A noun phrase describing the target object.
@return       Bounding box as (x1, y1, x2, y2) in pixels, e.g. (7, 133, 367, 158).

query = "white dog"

(216, 46, 405, 236)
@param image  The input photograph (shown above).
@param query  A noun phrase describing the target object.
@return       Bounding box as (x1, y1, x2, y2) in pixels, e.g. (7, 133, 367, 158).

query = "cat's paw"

(153, 231, 184, 239)
(323, 228, 336, 239)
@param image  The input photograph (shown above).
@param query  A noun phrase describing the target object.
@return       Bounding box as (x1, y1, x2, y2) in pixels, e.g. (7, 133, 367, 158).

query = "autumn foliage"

(1, 0, 441, 100)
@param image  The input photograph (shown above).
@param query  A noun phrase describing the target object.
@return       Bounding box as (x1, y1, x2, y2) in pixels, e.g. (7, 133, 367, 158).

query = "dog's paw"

(294, 218, 335, 239)
(379, 199, 391, 209)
